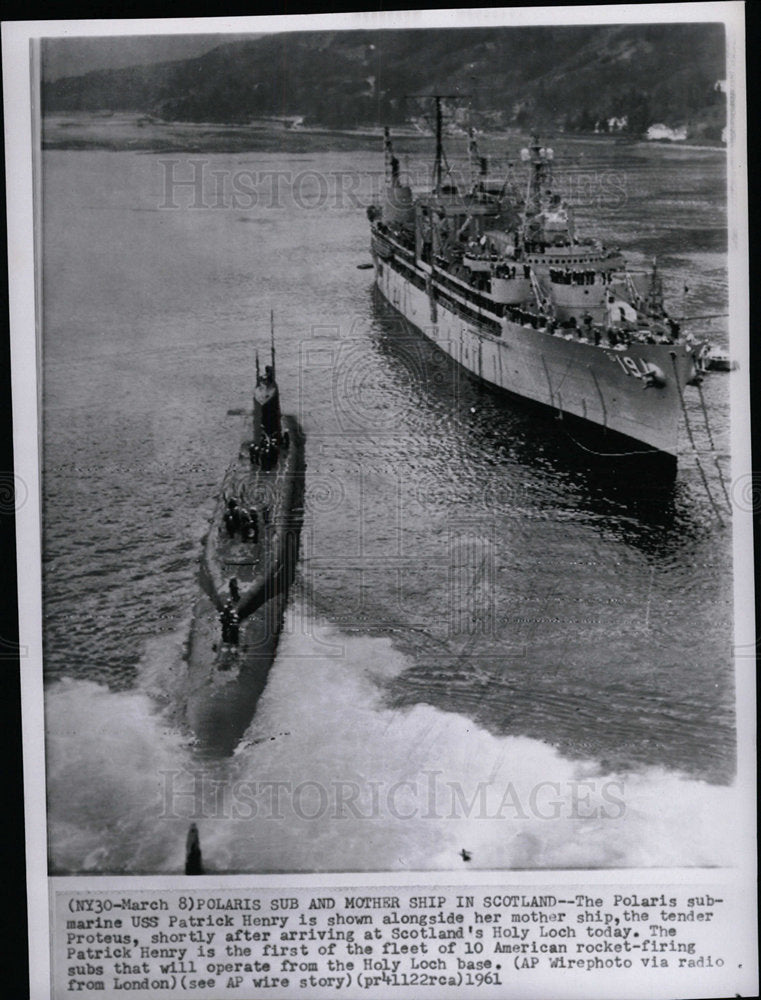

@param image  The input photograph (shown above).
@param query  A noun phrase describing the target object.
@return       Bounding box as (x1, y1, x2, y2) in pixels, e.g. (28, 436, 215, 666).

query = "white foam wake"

(45, 613, 737, 873)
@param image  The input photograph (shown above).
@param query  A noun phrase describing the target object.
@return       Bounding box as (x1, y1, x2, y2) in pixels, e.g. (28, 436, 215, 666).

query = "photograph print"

(24, 7, 751, 879)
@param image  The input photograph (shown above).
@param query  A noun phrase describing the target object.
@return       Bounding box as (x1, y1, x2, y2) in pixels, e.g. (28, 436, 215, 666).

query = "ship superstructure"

(367, 99, 702, 460)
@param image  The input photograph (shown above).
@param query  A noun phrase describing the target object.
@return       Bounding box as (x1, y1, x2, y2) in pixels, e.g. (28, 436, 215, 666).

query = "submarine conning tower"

(253, 363, 282, 446)
(253, 316, 282, 447)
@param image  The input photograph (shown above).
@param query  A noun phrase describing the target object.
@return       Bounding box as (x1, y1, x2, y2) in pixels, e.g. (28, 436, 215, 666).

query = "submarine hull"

(185, 414, 305, 754)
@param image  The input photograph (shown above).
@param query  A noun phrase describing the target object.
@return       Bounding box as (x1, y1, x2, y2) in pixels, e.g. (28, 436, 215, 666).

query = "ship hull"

(185, 414, 305, 754)
(372, 252, 695, 458)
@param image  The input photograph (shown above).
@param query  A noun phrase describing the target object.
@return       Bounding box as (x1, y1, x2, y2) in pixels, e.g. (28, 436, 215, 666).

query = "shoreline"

(42, 114, 728, 155)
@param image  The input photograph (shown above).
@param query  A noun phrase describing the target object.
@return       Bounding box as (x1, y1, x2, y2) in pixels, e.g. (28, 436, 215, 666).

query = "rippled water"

(41, 132, 736, 872)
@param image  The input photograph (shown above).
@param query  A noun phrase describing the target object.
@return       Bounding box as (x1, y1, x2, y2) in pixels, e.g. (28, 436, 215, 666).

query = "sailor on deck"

(220, 599, 240, 651)
(224, 498, 240, 538)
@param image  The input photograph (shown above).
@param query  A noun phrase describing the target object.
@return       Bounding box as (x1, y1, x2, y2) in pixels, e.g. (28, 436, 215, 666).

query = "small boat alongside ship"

(184, 319, 305, 754)
(367, 99, 723, 463)
(701, 349, 737, 373)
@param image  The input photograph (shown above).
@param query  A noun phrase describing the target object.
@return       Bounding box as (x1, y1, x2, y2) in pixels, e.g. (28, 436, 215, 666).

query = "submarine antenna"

(185, 823, 203, 875)
(255, 348, 260, 382)
(270, 309, 276, 378)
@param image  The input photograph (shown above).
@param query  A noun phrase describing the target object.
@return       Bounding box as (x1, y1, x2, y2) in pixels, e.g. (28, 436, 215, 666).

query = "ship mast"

(468, 128, 488, 193)
(434, 97, 444, 195)
(384, 126, 399, 188)
(528, 135, 551, 209)
(270, 308, 276, 379)
(645, 258, 665, 318)
(407, 93, 461, 196)
(520, 135, 555, 244)
(431, 94, 463, 195)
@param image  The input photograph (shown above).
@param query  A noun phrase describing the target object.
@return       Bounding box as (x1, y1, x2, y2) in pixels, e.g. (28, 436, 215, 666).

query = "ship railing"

(463, 250, 500, 263)
(493, 265, 523, 280)
(373, 225, 415, 258)
(548, 267, 609, 286)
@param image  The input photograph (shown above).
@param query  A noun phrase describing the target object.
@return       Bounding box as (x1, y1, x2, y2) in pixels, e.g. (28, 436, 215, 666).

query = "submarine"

(184, 316, 305, 754)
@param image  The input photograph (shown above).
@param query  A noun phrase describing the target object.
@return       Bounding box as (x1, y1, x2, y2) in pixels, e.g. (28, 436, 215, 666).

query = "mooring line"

(670, 352, 725, 525)
(696, 378, 732, 511)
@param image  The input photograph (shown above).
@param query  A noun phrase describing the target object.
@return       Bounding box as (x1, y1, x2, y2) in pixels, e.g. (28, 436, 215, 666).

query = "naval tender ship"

(367, 102, 704, 461)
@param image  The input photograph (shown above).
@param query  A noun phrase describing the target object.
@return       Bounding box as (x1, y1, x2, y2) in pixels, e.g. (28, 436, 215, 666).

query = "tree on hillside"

(622, 88, 651, 135)
(565, 105, 599, 133)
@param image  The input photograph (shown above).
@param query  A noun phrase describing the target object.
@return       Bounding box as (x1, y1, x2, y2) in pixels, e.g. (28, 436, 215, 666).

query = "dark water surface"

(41, 130, 736, 872)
